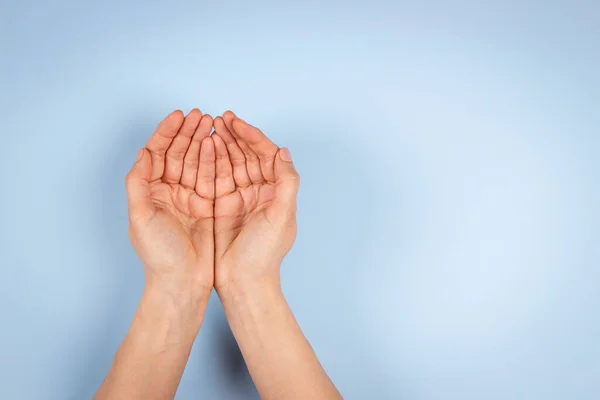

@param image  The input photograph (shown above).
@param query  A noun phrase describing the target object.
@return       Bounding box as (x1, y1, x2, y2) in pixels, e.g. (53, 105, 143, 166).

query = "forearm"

(218, 277, 342, 400)
(95, 285, 209, 400)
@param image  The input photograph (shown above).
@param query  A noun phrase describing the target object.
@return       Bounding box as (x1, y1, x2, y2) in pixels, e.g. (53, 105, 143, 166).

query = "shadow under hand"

(214, 319, 249, 383)
(214, 309, 257, 397)
(189, 292, 259, 400)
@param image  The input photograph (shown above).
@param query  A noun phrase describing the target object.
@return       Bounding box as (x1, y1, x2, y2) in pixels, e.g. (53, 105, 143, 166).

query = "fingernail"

(280, 148, 292, 162)
(136, 148, 144, 162)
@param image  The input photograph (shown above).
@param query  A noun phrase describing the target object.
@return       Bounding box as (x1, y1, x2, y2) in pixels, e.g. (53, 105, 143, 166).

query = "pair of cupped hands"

(126, 109, 299, 300)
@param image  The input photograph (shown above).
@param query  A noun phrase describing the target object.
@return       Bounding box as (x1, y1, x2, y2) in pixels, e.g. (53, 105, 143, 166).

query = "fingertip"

(161, 110, 185, 130)
(171, 109, 185, 120)
(193, 114, 213, 137)
(202, 113, 214, 125)
(222, 111, 236, 128)
(156, 110, 184, 132)
(181, 109, 203, 135)
(213, 117, 231, 138)
(279, 147, 292, 162)
(187, 108, 202, 117)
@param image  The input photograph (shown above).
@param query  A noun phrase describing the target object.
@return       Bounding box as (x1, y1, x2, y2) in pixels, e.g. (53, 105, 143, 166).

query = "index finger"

(145, 110, 185, 181)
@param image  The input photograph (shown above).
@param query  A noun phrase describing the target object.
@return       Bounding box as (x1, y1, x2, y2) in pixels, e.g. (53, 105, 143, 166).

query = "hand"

(125, 109, 215, 298)
(212, 111, 300, 291)
(211, 115, 340, 399)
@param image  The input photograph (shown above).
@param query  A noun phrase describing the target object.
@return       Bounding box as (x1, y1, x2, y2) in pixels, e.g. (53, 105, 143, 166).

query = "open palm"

(125, 109, 215, 291)
(212, 111, 300, 289)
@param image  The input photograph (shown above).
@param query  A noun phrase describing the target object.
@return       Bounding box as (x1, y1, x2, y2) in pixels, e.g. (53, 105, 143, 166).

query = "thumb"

(270, 147, 300, 219)
(125, 148, 155, 222)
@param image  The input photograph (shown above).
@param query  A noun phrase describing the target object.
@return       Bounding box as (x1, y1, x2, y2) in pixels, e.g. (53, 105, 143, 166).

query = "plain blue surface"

(1, 0, 599, 399)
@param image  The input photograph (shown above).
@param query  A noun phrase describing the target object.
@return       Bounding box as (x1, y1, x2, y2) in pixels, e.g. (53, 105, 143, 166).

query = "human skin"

(94, 109, 215, 399)
(213, 111, 342, 400)
(95, 109, 341, 400)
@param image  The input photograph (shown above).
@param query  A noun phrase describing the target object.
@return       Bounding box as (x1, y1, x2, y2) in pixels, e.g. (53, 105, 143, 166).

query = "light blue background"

(1, 0, 598, 399)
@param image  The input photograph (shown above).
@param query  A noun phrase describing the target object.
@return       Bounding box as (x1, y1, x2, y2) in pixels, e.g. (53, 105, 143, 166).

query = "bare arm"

(95, 109, 215, 399)
(94, 288, 208, 399)
(212, 112, 342, 400)
(219, 280, 341, 400)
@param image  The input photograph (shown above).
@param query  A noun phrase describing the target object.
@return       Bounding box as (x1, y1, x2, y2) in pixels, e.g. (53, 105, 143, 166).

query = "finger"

(145, 110, 185, 181)
(222, 112, 265, 184)
(163, 108, 203, 184)
(269, 148, 300, 220)
(239, 140, 265, 184)
(229, 113, 278, 182)
(195, 136, 216, 200)
(213, 116, 251, 188)
(125, 148, 155, 222)
(181, 114, 213, 189)
(213, 134, 235, 197)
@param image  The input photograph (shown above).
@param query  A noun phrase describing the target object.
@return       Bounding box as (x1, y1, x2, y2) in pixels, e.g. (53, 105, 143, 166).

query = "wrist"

(216, 276, 287, 323)
(216, 275, 282, 302)
(119, 287, 208, 370)
(141, 283, 210, 330)
(145, 273, 212, 304)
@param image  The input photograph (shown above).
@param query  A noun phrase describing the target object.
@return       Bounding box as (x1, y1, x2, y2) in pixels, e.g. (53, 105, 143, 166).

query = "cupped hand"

(212, 111, 300, 291)
(125, 109, 215, 295)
